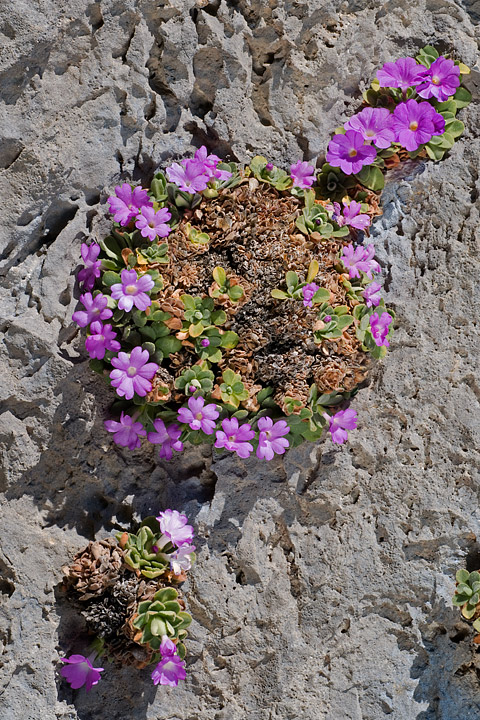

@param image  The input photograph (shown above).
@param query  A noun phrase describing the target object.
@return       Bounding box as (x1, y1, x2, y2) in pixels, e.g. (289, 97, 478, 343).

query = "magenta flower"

(147, 419, 184, 460)
(78, 243, 101, 291)
(107, 183, 152, 226)
(109, 346, 158, 400)
(362, 281, 382, 308)
(194, 145, 232, 181)
(156, 509, 194, 547)
(344, 107, 396, 149)
(333, 200, 371, 230)
(72, 292, 113, 327)
(110, 269, 154, 312)
(340, 244, 380, 280)
(377, 57, 427, 90)
(166, 159, 210, 193)
(85, 320, 121, 359)
(151, 637, 186, 687)
(214, 417, 255, 458)
(170, 543, 196, 575)
(290, 160, 316, 189)
(60, 653, 104, 692)
(177, 396, 219, 435)
(326, 130, 377, 175)
(135, 206, 172, 241)
(328, 408, 358, 445)
(302, 282, 319, 308)
(359, 244, 381, 279)
(369, 311, 393, 347)
(392, 100, 445, 152)
(104, 412, 146, 450)
(256, 417, 290, 460)
(417, 56, 460, 102)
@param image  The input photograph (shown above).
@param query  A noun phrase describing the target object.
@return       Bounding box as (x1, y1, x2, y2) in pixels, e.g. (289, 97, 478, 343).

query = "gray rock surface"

(1, 0, 480, 718)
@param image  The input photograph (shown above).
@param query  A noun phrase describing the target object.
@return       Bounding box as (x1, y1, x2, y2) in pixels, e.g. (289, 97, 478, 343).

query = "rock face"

(1, 1, 480, 718)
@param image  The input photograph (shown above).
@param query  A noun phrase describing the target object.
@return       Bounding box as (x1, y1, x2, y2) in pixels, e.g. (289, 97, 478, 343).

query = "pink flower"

(302, 282, 319, 308)
(72, 292, 112, 327)
(78, 243, 101, 290)
(135, 206, 172, 241)
(362, 281, 382, 308)
(151, 637, 186, 687)
(344, 107, 395, 149)
(369, 311, 393, 347)
(107, 183, 152, 226)
(85, 320, 121, 359)
(214, 417, 255, 458)
(60, 653, 104, 692)
(156, 509, 194, 547)
(147, 419, 184, 460)
(170, 544, 196, 575)
(166, 159, 210, 193)
(328, 409, 358, 445)
(417, 56, 460, 102)
(334, 200, 371, 231)
(256, 417, 290, 460)
(340, 244, 380, 279)
(109, 346, 158, 399)
(177, 396, 219, 435)
(194, 146, 232, 181)
(290, 160, 316, 189)
(110, 269, 154, 312)
(326, 130, 377, 175)
(377, 57, 427, 90)
(104, 412, 146, 450)
(392, 100, 445, 152)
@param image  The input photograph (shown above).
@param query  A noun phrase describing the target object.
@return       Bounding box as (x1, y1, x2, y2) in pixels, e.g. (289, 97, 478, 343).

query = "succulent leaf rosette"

(73, 47, 471, 462)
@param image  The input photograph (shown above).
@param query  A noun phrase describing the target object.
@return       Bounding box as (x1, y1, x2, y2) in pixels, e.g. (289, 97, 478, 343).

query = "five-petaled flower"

(326, 130, 377, 175)
(85, 320, 121, 359)
(156, 509, 194, 547)
(340, 244, 380, 279)
(362, 281, 382, 308)
(302, 282, 319, 308)
(290, 160, 316, 189)
(107, 183, 152, 226)
(166, 159, 210, 193)
(392, 100, 445, 152)
(332, 200, 371, 230)
(369, 311, 393, 347)
(78, 243, 102, 291)
(256, 417, 290, 460)
(135, 206, 172, 241)
(60, 653, 104, 692)
(151, 637, 187, 687)
(215, 417, 255, 458)
(344, 107, 396, 149)
(177, 396, 219, 435)
(111, 269, 155, 312)
(147, 420, 184, 460)
(72, 292, 113, 328)
(104, 412, 146, 450)
(376, 56, 427, 90)
(109, 347, 158, 400)
(417, 56, 460, 102)
(327, 408, 358, 444)
(194, 145, 232, 181)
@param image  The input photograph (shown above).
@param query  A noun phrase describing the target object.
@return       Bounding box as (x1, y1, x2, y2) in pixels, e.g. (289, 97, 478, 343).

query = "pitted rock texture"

(1, 1, 480, 718)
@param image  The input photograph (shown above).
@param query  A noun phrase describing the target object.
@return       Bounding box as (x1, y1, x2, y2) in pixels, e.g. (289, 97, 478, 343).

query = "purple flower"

(170, 543, 196, 575)
(417, 56, 460, 102)
(392, 100, 445, 152)
(60, 653, 104, 692)
(107, 184, 152, 226)
(214, 417, 255, 458)
(109, 346, 158, 399)
(177, 396, 219, 435)
(265, 162, 274, 171)
(194, 146, 232, 181)
(369, 311, 393, 347)
(256, 417, 290, 460)
(135, 206, 172, 242)
(151, 637, 186, 687)
(85, 320, 121, 359)
(72, 292, 113, 327)
(166, 159, 210, 193)
(201, 338, 210, 347)
(359, 244, 381, 279)
(148, 420, 184, 460)
(334, 201, 371, 230)
(104, 412, 146, 450)
(290, 160, 316, 189)
(362, 281, 382, 308)
(328, 408, 358, 445)
(377, 57, 427, 90)
(326, 130, 377, 175)
(340, 244, 380, 280)
(156, 509, 194, 547)
(78, 243, 101, 291)
(110, 269, 155, 312)
(302, 282, 319, 308)
(324, 315, 332, 323)
(344, 107, 396, 150)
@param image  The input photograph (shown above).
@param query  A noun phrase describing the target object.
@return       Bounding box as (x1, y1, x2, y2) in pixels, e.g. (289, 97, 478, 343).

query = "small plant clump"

(452, 569, 480, 640)
(59, 510, 195, 690)
(73, 46, 471, 461)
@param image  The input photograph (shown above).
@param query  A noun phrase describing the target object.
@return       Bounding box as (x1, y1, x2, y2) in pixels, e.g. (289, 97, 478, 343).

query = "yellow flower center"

(126, 284, 137, 294)
(409, 121, 418, 131)
(348, 149, 358, 157)
(196, 412, 203, 420)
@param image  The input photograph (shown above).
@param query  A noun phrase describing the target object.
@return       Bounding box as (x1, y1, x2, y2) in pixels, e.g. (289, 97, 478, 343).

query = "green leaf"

(100, 236, 123, 261)
(286, 271, 299, 290)
(271, 289, 288, 299)
(354, 166, 385, 192)
(213, 266, 227, 286)
(312, 288, 331, 303)
(332, 226, 350, 237)
(156, 587, 179, 603)
(456, 583, 473, 596)
(473, 619, 480, 633)
(180, 294, 196, 311)
(456, 569, 470, 584)
(470, 571, 480, 584)
(228, 285, 244, 300)
(155, 335, 182, 355)
(319, 222, 334, 237)
(189, 321, 204, 337)
(102, 271, 121, 287)
(445, 119, 465, 138)
(454, 87, 472, 108)
(211, 310, 227, 326)
(220, 331, 239, 349)
(222, 369, 236, 385)
(249, 155, 268, 176)
(307, 259, 319, 283)
(89, 359, 105, 375)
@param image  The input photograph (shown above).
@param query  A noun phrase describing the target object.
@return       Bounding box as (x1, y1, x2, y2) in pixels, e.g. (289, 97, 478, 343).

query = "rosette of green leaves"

(183, 222, 210, 246)
(219, 369, 249, 409)
(453, 570, 480, 621)
(193, 327, 239, 363)
(271, 267, 331, 304)
(316, 164, 356, 202)
(353, 301, 395, 359)
(137, 242, 169, 264)
(249, 156, 292, 191)
(132, 587, 192, 652)
(135, 308, 182, 363)
(181, 295, 227, 337)
(296, 190, 350, 237)
(119, 525, 169, 579)
(211, 267, 244, 302)
(314, 303, 354, 341)
(175, 364, 215, 395)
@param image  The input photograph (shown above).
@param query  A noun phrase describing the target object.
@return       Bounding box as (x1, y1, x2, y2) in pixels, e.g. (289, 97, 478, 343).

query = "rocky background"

(1, 0, 480, 718)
